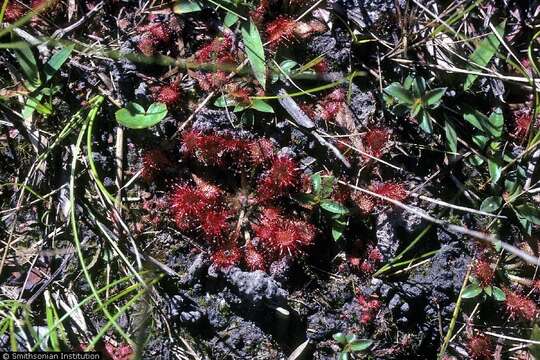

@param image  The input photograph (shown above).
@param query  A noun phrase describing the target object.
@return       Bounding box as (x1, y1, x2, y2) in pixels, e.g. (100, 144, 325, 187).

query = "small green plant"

(462, 278, 506, 302)
(383, 76, 446, 133)
(478, 164, 540, 236)
(460, 106, 505, 184)
(297, 173, 349, 241)
(455, 105, 540, 234)
(462, 260, 506, 302)
(333, 332, 373, 360)
(114, 102, 168, 129)
(11, 44, 73, 120)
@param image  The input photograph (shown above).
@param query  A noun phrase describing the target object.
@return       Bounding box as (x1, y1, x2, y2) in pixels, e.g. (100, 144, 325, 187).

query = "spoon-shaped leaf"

(115, 102, 168, 129)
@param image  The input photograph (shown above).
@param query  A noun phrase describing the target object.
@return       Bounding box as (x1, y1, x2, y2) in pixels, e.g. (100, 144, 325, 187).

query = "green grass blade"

(44, 291, 60, 351)
(14, 45, 41, 90)
(69, 110, 131, 344)
(85, 96, 117, 206)
(464, 20, 506, 90)
(32, 274, 150, 351)
(44, 45, 74, 83)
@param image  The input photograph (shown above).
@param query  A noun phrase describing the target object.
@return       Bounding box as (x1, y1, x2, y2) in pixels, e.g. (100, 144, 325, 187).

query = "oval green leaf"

(488, 158, 502, 184)
(250, 99, 274, 113)
(115, 102, 168, 129)
(173, 0, 203, 14)
(418, 109, 433, 134)
(492, 286, 506, 301)
(311, 173, 322, 194)
(333, 332, 347, 344)
(384, 83, 414, 105)
(422, 87, 446, 107)
(480, 196, 502, 213)
(349, 339, 373, 352)
(487, 108, 504, 138)
(320, 200, 349, 215)
(462, 284, 482, 299)
(214, 95, 237, 108)
(515, 204, 540, 225)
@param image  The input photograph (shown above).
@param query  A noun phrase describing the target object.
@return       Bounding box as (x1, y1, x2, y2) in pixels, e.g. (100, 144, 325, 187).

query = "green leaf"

(471, 134, 490, 149)
(295, 193, 318, 204)
(44, 45, 73, 83)
(332, 221, 346, 241)
(214, 95, 237, 107)
(492, 286, 506, 301)
(463, 107, 502, 138)
(250, 99, 274, 113)
(233, 103, 250, 112)
(23, 94, 52, 119)
(462, 284, 482, 298)
(411, 77, 426, 98)
(469, 155, 485, 166)
(444, 118, 458, 153)
(464, 20, 506, 91)
(224, 12, 239, 27)
(403, 75, 414, 90)
(40, 85, 62, 96)
(279, 59, 298, 73)
(488, 140, 501, 152)
(14, 46, 40, 90)
(516, 213, 533, 235)
(345, 334, 357, 343)
(483, 286, 492, 296)
(272, 59, 299, 83)
(418, 109, 433, 134)
(487, 108, 504, 138)
(480, 196, 502, 213)
(333, 333, 347, 344)
(529, 324, 540, 359)
(422, 87, 446, 108)
(172, 0, 203, 13)
(515, 204, 540, 225)
(115, 102, 168, 129)
(349, 339, 373, 352)
(504, 178, 519, 195)
(241, 19, 266, 89)
(312, 173, 322, 194)
(488, 158, 502, 184)
(463, 108, 489, 132)
(383, 83, 414, 105)
(338, 352, 349, 360)
(410, 100, 422, 117)
(320, 200, 349, 215)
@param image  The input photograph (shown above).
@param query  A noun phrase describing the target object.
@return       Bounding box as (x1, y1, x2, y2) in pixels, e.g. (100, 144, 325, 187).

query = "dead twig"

(278, 88, 351, 168)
